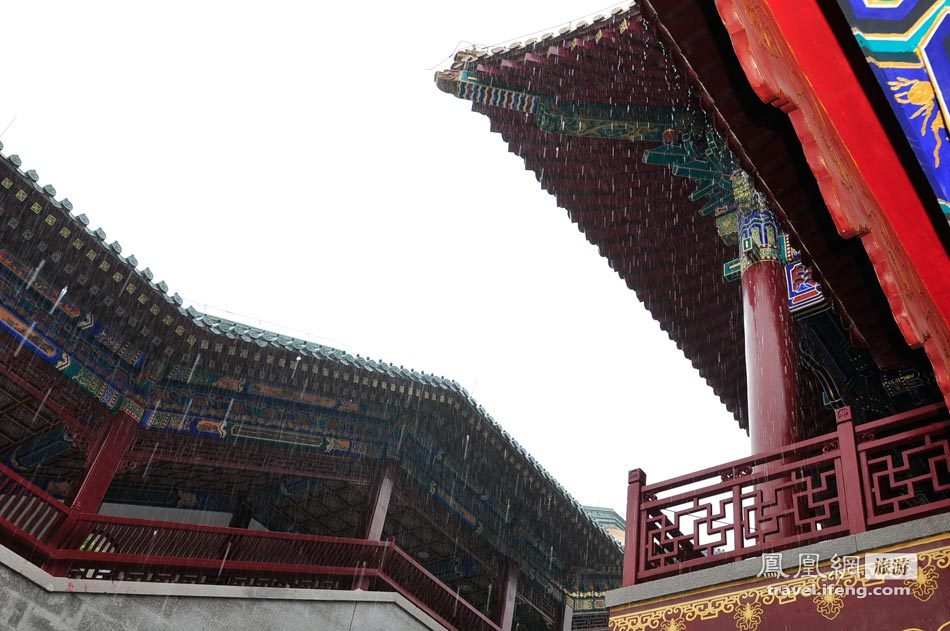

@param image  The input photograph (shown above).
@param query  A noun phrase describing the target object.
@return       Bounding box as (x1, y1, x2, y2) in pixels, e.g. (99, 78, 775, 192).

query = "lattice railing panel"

(860, 415, 950, 525)
(625, 404, 947, 584)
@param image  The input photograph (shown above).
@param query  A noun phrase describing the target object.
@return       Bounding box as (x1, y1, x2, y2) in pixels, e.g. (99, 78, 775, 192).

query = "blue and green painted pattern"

(642, 131, 741, 243)
(837, 0, 950, 224)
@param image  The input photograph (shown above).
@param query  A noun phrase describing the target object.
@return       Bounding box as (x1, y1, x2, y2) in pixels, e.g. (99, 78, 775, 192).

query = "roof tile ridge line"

(636, 0, 868, 364)
(0, 146, 182, 306)
(459, 2, 639, 61)
(0, 145, 617, 550)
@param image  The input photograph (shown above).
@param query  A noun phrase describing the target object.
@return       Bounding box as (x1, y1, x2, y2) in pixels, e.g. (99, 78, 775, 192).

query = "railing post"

(623, 468, 646, 587)
(42, 513, 79, 576)
(732, 484, 745, 552)
(835, 406, 867, 534)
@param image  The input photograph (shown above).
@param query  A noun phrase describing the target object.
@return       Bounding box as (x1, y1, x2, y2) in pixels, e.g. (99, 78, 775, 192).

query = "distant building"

(0, 148, 621, 628)
(583, 507, 625, 547)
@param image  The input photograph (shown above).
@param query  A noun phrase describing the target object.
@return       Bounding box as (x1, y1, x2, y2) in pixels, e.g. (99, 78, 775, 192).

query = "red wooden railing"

(623, 403, 950, 585)
(0, 464, 499, 631)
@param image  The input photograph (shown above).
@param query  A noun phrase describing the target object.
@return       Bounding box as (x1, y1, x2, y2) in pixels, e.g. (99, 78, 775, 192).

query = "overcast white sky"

(0, 1, 749, 516)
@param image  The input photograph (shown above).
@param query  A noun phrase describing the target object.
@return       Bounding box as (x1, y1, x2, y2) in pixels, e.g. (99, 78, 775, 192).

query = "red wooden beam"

(69, 411, 138, 513)
(0, 360, 94, 442)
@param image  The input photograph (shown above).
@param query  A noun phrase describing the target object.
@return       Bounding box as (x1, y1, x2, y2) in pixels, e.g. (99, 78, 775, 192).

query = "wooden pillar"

(498, 560, 519, 631)
(738, 209, 799, 453)
(622, 468, 645, 586)
(69, 410, 138, 514)
(364, 458, 397, 541)
(743, 257, 800, 453)
(734, 174, 799, 539)
(731, 173, 800, 452)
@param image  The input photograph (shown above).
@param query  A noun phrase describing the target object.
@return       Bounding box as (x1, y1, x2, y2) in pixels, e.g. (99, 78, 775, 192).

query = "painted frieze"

(610, 532, 950, 630)
(836, 0, 950, 222)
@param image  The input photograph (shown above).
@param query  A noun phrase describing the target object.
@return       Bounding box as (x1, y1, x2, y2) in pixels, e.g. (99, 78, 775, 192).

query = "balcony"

(0, 464, 500, 631)
(622, 402, 950, 585)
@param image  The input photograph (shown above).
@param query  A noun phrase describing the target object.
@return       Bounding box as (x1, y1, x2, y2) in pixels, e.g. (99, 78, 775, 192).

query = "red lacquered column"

(734, 172, 800, 540)
(69, 410, 139, 514)
(743, 255, 800, 454)
(734, 171, 800, 452)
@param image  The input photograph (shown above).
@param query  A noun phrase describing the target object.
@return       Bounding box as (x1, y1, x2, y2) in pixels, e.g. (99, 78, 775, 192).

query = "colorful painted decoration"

(836, 0, 950, 222)
(0, 249, 81, 318)
(92, 327, 146, 369)
(0, 301, 127, 412)
(642, 132, 740, 239)
(0, 249, 147, 369)
(782, 237, 826, 316)
(6, 426, 75, 471)
(536, 99, 696, 142)
(447, 70, 540, 113)
(436, 70, 698, 143)
(738, 207, 782, 265)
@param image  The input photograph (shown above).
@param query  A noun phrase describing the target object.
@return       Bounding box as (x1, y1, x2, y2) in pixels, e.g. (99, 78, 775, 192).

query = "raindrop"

(186, 354, 201, 384)
(141, 441, 159, 480)
(48, 286, 67, 315)
(217, 541, 232, 578)
(24, 260, 45, 293)
(222, 398, 235, 424)
(28, 387, 52, 427)
(12, 321, 36, 357)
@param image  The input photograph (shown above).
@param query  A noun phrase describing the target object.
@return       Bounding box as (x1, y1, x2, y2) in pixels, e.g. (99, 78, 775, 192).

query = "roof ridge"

(448, 3, 639, 69)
